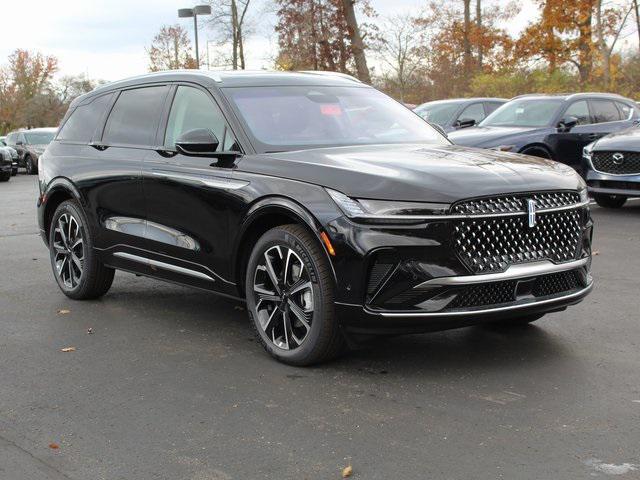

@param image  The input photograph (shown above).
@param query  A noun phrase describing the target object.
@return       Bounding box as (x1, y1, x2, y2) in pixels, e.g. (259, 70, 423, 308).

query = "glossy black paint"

(38, 71, 592, 333)
(583, 126, 640, 197)
(449, 93, 640, 172)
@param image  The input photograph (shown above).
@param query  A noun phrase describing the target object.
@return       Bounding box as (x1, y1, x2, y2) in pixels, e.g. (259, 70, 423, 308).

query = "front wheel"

(49, 200, 115, 299)
(0, 171, 10, 182)
(245, 224, 344, 366)
(593, 194, 627, 209)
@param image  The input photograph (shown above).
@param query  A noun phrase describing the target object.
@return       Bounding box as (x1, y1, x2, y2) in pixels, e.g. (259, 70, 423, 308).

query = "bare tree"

(378, 15, 423, 101)
(476, 0, 483, 70)
(206, 0, 253, 69)
(634, 0, 640, 51)
(595, 0, 634, 88)
(463, 0, 472, 75)
(340, 0, 371, 83)
(147, 25, 197, 71)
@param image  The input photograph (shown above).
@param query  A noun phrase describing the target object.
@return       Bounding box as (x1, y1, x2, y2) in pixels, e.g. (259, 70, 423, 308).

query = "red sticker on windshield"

(320, 104, 342, 116)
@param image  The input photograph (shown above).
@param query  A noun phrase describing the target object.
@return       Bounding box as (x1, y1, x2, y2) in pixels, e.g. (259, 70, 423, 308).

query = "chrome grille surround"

(452, 192, 586, 274)
(592, 151, 640, 175)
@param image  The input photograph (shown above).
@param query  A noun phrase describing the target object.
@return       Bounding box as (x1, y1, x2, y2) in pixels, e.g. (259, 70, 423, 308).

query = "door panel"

(142, 84, 243, 291)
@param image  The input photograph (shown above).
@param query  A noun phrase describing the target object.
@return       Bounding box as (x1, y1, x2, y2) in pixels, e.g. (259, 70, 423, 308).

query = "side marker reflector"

(320, 231, 336, 256)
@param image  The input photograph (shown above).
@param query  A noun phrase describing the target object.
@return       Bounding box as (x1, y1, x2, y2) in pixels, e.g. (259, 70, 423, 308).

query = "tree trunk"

(340, 0, 371, 83)
(634, 0, 640, 52)
(231, 0, 239, 69)
(577, 3, 593, 86)
(238, 26, 245, 69)
(595, 0, 610, 89)
(476, 0, 482, 71)
(463, 0, 472, 75)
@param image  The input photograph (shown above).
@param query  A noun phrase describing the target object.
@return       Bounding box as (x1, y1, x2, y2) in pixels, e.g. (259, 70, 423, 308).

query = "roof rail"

(299, 71, 362, 83)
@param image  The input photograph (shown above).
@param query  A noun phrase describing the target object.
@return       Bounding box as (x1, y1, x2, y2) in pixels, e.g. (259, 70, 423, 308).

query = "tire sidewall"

(49, 200, 91, 296)
(245, 227, 332, 363)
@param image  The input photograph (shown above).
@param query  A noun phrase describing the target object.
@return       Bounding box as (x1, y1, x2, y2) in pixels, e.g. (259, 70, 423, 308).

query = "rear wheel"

(593, 193, 627, 209)
(49, 200, 114, 300)
(245, 224, 344, 366)
(0, 171, 11, 182)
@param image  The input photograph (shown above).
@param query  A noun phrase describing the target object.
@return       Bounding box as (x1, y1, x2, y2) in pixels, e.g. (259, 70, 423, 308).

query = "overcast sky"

(1, 0, 540, 81)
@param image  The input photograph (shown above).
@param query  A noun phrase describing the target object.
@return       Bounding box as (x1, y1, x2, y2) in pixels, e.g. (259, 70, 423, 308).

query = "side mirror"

(455, 117, 476, 129)
(15, 140, 23, 146)
(175, 128, 220, 156)
(557, 116, 578, 132)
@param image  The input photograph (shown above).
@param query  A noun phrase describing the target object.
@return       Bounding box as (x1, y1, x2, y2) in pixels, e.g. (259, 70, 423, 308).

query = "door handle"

(89, 142, 109, 151)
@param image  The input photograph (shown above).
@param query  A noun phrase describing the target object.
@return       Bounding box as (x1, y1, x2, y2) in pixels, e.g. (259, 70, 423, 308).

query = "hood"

(448, 125, 543, 147)
(592, 126, 640, 151)
(238, 144, 583, 203)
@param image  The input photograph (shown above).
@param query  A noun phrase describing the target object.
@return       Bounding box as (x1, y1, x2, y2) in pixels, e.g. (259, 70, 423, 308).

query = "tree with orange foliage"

(147, 24, 198, 72)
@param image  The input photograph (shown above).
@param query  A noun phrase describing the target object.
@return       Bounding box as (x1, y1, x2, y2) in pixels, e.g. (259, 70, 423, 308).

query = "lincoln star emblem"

(526, 199, 537, 228)
(612, 152, 625, 165)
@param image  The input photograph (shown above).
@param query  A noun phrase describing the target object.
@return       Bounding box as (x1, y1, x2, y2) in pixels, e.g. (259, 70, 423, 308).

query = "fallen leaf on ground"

(87, 328, 93, 334)
(49, 443, 59, 449)
(342, 465, 353, 478)
(60, 347, 76, 352)
(593, 250, 599, 256)
(57, 309, 70, 315)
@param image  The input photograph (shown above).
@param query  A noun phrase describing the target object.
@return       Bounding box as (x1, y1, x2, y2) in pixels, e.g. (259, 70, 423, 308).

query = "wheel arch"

(519, 143, 554, 160)
(233, 196, 337, 297)
(42, 178, 84, 243)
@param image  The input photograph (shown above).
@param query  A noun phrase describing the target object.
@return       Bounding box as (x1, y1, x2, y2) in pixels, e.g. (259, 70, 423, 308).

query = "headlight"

(490, 145, 516, 152)
(326, 189, 449, 223)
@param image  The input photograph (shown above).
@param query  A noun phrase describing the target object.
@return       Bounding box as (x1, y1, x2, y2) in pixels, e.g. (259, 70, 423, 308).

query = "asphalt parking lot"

(1, 174, 639, 480)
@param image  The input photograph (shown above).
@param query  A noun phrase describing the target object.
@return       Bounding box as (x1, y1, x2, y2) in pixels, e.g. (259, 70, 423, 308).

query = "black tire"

(487, 313, 545, 328)
(11, 168, 17, 176)
(245, 224, 344, 366)
(593, 193, 627, 209)
(521, 147, 551, 160)
(0, 171, 10, 182)
(25, 155, 37, 175)
(49, 200, 114, 300)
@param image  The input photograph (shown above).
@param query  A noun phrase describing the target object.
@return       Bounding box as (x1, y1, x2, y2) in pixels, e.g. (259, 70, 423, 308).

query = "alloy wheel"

(252, 245, 314, 350)
(52, 213, 84, 289)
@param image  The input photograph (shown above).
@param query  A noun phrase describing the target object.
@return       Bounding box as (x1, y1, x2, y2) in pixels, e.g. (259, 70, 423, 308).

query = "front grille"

(452, 191, 580, 215)
(592, 151, 640, 175)
(454, 209, 584, 274)
(447, 270, 583, 310)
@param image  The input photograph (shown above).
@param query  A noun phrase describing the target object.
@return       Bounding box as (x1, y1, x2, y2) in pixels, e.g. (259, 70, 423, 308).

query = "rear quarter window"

(57, 93, 114, 143)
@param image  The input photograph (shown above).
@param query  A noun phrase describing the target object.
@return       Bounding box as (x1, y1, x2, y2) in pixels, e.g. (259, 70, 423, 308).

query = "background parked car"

(0, 137, 19, 176)
(5, 127, 57, 174)
(583, 124, 640, 208)
(448, 93, 640, 174)
(0, 147, 12, 181)
(414, 98, 507, 133)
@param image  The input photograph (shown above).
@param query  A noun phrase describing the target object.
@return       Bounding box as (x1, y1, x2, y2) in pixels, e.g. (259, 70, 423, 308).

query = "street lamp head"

(178, 8, 194, 18)
(193, 5, 212, 15)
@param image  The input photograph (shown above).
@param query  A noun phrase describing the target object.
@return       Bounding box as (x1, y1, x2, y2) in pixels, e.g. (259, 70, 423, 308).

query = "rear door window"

(103, 86, 169, 146)
(590, 99, 622, 123)
(57, 93, 114, 142)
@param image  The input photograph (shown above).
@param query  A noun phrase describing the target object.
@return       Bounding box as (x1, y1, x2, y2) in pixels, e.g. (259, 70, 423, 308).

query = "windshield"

(414, 102, 461, 126)
(223, 86, 448, 152)
(480, 99, 563, 127)
(24, 131, 55, 145)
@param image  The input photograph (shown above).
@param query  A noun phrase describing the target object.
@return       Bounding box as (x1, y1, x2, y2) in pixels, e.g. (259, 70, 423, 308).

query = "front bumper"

(585, 169, 640, 197)
(326, 201, 593, 333)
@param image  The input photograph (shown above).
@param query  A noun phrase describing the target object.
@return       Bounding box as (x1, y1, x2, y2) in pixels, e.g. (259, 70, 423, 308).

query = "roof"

(512, 92, 628, 101)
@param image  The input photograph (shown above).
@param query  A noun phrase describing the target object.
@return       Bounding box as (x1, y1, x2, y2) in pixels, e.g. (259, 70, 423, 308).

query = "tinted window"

(24, 131, 56, 145)
(414, 102, 461, 126)
(458, 103, 485, 123)
(226, 86, 448, 152)
(165, 86, 236, 151)
(484, 102, 503, 115)
(6, 133, 16, 144)
(58, 93, 113, 142)
(615, 101, 633, 120)
(103, 86, 168, 146)
(564, 100, 591, 125)
(591, 99, 622, 123)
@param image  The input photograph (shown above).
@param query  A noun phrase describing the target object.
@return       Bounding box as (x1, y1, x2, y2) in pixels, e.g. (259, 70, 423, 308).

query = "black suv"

(0, 147, 12, 181)
(414, 98, 507, 133)
(5, 128, 57, 174)
(583, 125, 640, 208)
(38, 71, 593, 365)
(449, 93, 640, 173)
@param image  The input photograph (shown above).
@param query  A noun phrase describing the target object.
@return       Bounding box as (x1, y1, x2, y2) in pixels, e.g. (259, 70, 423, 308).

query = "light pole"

(178, 5, 211, 69)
